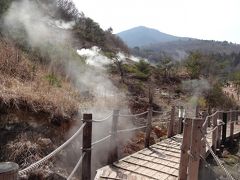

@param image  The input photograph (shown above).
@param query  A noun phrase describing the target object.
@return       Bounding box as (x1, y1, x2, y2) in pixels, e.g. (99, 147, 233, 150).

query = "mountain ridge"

(117, 26, 183, 47)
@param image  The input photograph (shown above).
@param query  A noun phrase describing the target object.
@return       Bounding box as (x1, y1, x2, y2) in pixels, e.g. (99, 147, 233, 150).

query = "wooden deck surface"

(95, 124, 240, 180)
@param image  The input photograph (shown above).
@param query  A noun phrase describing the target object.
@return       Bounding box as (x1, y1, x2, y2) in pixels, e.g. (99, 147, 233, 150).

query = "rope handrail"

(117, 125, 147, 133)
(92, 113, 113, 123)
(152, 110, 163, 114)
(67, 152, 85, 180)
(118, 111, 148, 118)
(202, 110, 240, 130)
(19, 123, 86, 176)
(203, 135, 235, 180)
(92, 135, 111, 146)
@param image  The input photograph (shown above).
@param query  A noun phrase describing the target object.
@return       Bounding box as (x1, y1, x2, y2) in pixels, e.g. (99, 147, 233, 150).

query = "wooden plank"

(145, 107, 153, 148)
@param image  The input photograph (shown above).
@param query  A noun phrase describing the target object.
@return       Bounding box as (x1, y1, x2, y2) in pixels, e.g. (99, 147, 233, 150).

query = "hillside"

(117, 26, 180, 47)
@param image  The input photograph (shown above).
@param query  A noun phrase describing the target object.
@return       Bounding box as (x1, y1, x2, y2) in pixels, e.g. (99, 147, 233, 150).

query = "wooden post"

(201, 111, 207, 157)
(167, 106, 175, 138)
(195, 105, 200, 118)
(188, 118, 204, 180)
(108, 110, 119, 164)
(145, 107, 153, 148)
(217, 112, 222, 149)
(229, 110, 234, 145)
(0, 162, 19, 180)
(82, 114, 92, 180)
(178, 118, 192, 180)
(212, 112, 218, 153)
(236, 107, 239, 125)
(222, 112, 227, 145)
(178, 106, 184, 134)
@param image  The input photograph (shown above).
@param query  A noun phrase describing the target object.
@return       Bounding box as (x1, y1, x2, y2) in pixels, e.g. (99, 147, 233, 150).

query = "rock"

(153, 126, 166, 138)
(222, 149, 230, 158)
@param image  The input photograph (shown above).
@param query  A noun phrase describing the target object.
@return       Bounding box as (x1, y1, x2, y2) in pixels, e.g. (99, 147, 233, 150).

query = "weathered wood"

(145, 107, 153, 148)
(195, 105, 200, 118)
(212, 112, 218, 153)
(188, 118, 204, 180)
(178, 118, 192, 180)
(222, 112, 227, 144)
(236, 107, 239, 125)
(201, 111, 207, 157)
(167, 106, 175, 138)
(108, 110, 119, 164)
(229, 110, 234, 145)
(178, 106, 184, 134)
(82, 114, 93, 180)
(0, 162, 19, 180)
(217, 112, 222, 149)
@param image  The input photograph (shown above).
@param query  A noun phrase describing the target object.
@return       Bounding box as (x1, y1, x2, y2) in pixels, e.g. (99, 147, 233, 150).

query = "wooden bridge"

(95, 109, 240, 180)
(1, 107, 240, 180)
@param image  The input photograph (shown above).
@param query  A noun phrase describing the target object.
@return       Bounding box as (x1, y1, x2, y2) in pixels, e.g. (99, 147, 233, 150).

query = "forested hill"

(0, 0, 129, 54)
(117, 26, 240, 62)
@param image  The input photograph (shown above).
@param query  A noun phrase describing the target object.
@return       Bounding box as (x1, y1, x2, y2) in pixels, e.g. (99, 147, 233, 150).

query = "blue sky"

(73, 0, 240, 43)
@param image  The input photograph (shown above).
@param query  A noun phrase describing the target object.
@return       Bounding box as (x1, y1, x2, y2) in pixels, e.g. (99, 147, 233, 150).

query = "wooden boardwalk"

(95, 124, 240, 180)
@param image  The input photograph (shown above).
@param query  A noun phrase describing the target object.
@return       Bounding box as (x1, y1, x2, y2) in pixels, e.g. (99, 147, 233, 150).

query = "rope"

(19, 123, 86, 175)
(152, 110, 163, 114)
(202, 111, 219, 129)
(203, 136, 235, 180)
(92, 135, 111, 146)
(206, 126, 218, 135)
(67, 153, 85, 180)
(117, 126, 147, 133)
(118, 111, 148, 117)
(91, 113, 113, 122)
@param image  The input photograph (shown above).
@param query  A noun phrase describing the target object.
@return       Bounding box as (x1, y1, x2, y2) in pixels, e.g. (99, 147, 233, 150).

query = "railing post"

(0, 162, 19, 180)
(82, 114, 92, 180)
(212, 112, 218, 153)
(200, 111, 207, 157)
(178, 118, 192, 180)
(222, 112, 227, 145)
(236, 107, 239, 125)
(178, 106, 184, 134)
(108, 109, 119, 164)
(167, 106, 175, 138)
(188, 118, 204, 180)
(145, 107, 153, 148)
(229, 110, 234, 145)
(217, 112, 222, 149)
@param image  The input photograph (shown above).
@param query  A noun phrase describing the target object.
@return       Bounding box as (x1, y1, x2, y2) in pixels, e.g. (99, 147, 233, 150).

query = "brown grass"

(0, 38, 85, 119)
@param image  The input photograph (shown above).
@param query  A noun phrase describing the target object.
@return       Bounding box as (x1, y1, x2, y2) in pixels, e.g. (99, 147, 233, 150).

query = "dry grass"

(0, 38, 85, 119)
(6, 134, 44, 168)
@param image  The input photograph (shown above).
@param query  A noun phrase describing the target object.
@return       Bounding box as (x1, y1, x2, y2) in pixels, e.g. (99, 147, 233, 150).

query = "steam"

(182, 79, 211, 116)
(2, 0, 131, 176)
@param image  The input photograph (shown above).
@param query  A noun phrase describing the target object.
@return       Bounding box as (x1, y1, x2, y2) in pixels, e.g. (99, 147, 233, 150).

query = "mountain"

(117, 26, 181, 47)
(118, 26, 240, 62)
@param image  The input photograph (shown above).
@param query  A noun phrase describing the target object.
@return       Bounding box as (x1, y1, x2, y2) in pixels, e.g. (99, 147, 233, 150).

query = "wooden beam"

(167, 106, 175, 138)
(222, 112, 227, 145)
(82, 114, 93, 180)
(145, 107, 153, 148)
(188, 118, 204, 180)
(0, 162, 19, 180)
(229, 110, 234, 145)
(212, 112, 218, 153)
(108, 110, 119, 164)
(178, 118, 192, 180)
